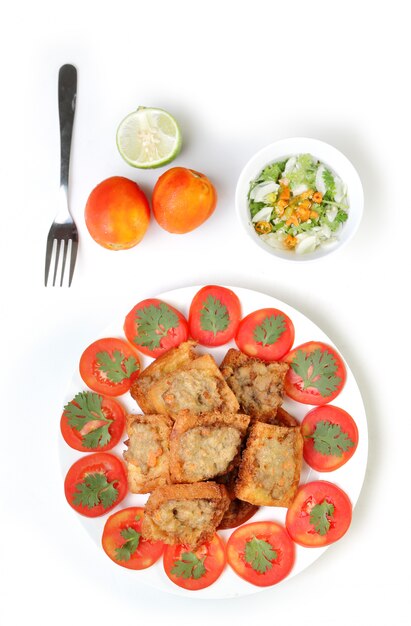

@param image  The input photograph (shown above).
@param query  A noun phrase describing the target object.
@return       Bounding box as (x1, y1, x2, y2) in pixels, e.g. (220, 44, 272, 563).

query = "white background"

(1, 0, 410, 624)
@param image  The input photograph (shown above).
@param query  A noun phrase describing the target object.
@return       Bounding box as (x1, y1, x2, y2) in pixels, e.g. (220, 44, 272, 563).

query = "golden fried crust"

(235, 422, 303, 507)
(141, 482, 230, 550)
(215, 468, 259, 530)
(218, 498, 259, 530)
(276, 406, 299, 427)
(146, 354, 240, 416)
(130, 341, 197, 413)
(249, 406, 299, 427)
(220, 349, 289, 421)
(123, 413, 173, 493)
(169, 412, 250, 483)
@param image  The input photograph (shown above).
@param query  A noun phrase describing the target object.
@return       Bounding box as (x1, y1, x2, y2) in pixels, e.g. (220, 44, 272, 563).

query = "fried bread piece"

(141, 482, 230, 549)
(146, 354, 240, 416)
(235, 421, 303, 507)
(227, 405, 298, 427)
(216, 467, 259, 530)
(170, 411, 250, 483)
(220, 349, 289, 421)
(276, 406, 299, 428)
(123, 414, 173, 493)
(218, 498, 259, 530)
(130, 341, 197, 413)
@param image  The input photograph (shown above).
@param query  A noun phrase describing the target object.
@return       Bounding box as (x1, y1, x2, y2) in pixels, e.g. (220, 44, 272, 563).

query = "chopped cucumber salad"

(248, 154, 349, 254)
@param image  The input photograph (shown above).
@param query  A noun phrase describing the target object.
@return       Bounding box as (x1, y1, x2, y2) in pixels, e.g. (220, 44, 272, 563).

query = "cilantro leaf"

(335, 209, 348, 224)
(200, 296, 229, 336)
(115, 527, 141, 562)
(322, 169, 336, 201)
(288, 154, 317, 188)
(64, 391, 106, 429)
(310, 500, 335, 535)
(134, 303, 180, 350)
(249, 200, 266, 218)
(96, 350, 139, 383)
(244, 537, 277, 574)
(170, 552, 206, 580)
(63, 392, 113, 448)
(290, 348, 341, 397)
(257, 160, 287, 183)
(253, 314, 286, 346)
(72, 472, 118, 510)
(82, 423, 111, 449)
(308, 420, 355, 457)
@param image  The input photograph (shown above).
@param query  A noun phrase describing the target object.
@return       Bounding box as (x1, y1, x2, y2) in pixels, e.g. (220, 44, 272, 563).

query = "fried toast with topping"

(130, 341, 197, 413)
(170, 411, 250, 483)
(123, 413, 173, 493)
(216, 404, 298, 427)
(235, 421, 303, 507)
(220, 348, 289, 422)
(276, 405, 299, 428)
(146, 353, 240, 416)
(141, 482, 230, 549)
(216, 467, 259, 530)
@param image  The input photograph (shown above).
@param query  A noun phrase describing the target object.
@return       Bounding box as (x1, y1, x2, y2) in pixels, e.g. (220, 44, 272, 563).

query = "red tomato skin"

(235, 308, 295, 362)
(124, 298, 189, 358)
(301, 405, 359, 471)
(286, 481, 352, 547)
(79, 338, 141, 397)
(227, 522, 295, 587)
(60, 394, 126, 452)
(188, 285, 242, 347)
(102, 507, 164, 570)
(283, 341, 347, 405)
(163, 534, 226, 591)
(64, 453, 127, 518)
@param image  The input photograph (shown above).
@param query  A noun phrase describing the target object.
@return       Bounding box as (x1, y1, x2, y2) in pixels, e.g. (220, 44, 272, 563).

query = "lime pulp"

(116, 106, 182, 169)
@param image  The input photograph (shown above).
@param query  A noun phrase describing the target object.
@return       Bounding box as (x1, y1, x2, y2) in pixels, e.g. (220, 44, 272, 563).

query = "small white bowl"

(235, 137, 364, 261)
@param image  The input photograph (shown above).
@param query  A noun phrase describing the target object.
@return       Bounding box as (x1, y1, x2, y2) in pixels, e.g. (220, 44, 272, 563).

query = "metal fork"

(45, 64, 79, 287)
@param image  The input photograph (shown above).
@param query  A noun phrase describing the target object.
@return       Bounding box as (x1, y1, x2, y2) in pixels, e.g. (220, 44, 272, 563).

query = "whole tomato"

(152, 167, 217, 234)
(85, 176, 150, 250)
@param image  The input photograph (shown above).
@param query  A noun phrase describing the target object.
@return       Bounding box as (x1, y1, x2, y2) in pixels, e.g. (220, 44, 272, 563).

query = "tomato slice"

(235, 308, 295, 361)
(64, 452, 127, 518)
(301, 405, 359, 471)
(283, 341, 346, 405)
(188, 285, 241, 347)
(286, 481, 352, 547)
(60, 391, 126, 452)
(124, 298, 189, 358)
(226, 521, 295, 587)
(79, 337, 141, 397)
(102, 507, 164, 570)
(163, 534, 226, 590)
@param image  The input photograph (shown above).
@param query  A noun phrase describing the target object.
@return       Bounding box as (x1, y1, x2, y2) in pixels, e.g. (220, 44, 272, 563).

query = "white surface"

(60, 285, 367, 598)
(1, 0, 410, 624)
(235, 137, 363, 261)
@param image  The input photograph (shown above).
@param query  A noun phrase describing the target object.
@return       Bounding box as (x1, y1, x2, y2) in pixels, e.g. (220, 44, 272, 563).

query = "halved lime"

(116, 106, 182, 169)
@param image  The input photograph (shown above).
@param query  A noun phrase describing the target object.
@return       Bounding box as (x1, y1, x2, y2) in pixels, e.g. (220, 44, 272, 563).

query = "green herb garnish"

(134, 303, 180, 350)
(291, 348, 341, 397)
(200, 295, 229, 336)
(244, 537, 278, 573)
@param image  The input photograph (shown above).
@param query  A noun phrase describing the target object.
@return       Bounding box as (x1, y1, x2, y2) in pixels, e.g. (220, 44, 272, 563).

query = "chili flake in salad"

(249, 154, 349, 254)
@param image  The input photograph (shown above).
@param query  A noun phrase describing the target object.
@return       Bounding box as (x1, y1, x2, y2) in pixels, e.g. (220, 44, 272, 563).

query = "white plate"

(59, 285, 368, 598)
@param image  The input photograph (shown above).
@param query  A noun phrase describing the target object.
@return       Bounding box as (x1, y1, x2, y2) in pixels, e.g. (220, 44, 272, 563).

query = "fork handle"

(58, 64, 77, 192)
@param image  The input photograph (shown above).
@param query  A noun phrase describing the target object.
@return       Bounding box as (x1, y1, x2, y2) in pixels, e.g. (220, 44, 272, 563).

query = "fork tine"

(45, 235, 56, 286)
(60, 239, 69, 287)
(68, 239, 78, 287)
(52, 239, 62, 286)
